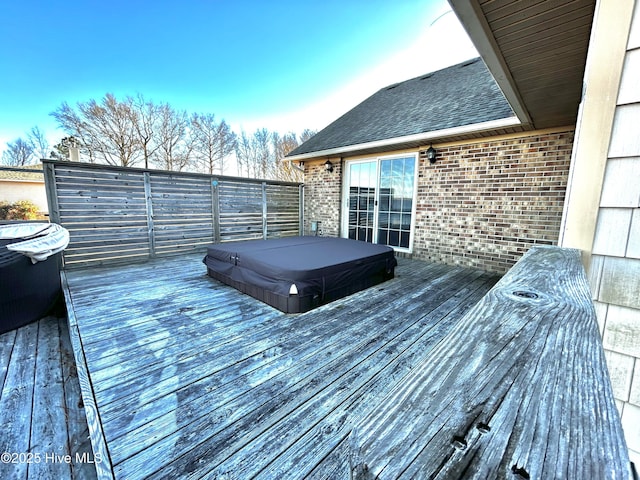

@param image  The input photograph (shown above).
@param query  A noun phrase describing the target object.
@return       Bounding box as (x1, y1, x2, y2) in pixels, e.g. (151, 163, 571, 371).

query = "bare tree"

(48, 91, 317, 176)
(273, 132, 303, 182)
(299, 129, 316, 144)
(128, 94, 161, 169)
(234, 129, 316, 181)
(27, 126, 50, 160)
(235, 129, 270, 178)
(85, 93, 140, 166)
(235, 130, 254, 178)
(191, 114, 237, 175)
(50, 102, 97, 162)
(51, 93, 141, 166)
(1, 138, 34, 166)
(215, 121, 237, 175)
(253, 128, 272, 179)
(271, 129, 316, 182)
(191, 113, 217, 174)
(155, 104, 194, 171)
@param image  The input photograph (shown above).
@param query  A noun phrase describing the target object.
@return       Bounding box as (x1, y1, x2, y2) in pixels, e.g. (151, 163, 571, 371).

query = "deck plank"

(0, 316, 97, 480)
(28, 318, 71, 480)
(59, 317, 98, 480)
(242, 275, 500, 480)
(62, 254, 502, 479)
(348, 246, 630, 479)
(62, 272, 115, 480)
(0, 329, 17, 403)
(114, 268, 482, 478)
(0, 322, 38, 480)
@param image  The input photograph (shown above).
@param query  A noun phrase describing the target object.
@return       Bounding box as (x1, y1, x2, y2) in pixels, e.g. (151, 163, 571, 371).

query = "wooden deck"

(0, 315, 97, 480)
(349, 247, 631, 479)
(60, 254, 500, 479)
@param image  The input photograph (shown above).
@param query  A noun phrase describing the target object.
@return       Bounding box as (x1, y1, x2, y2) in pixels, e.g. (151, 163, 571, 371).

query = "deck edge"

(61, 270, 115, 480)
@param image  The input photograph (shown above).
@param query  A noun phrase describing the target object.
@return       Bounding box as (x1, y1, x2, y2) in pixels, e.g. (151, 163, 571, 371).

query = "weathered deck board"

(121, 272, 491, 478)
(0, 316, 97, 480)
(58, 318, 98, 480)
(62, 273, 114, 480)
(233, 275, 497, 480)
(27, 318, 71, 480)
(0, 323, 37, 480)
(348, 246, 631, 479)
(62, 254, 501, 479)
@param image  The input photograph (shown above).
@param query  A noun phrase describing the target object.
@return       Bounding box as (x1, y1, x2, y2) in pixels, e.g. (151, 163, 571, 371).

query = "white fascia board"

(284, 116, 521, 162)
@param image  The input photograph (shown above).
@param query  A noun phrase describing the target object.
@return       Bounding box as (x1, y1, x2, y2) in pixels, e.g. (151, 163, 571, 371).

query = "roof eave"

(284, 116, 522, 162)
(448, 0, 534, 129)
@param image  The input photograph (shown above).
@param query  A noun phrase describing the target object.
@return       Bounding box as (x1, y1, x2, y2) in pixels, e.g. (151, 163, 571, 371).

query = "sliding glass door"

(346, 160, 377, 243)
(344, 154, 417, 251)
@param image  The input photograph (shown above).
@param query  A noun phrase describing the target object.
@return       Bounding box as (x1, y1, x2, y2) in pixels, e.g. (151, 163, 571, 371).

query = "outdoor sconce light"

(426, 145, 437, 164)
(324, 159, 334, 173)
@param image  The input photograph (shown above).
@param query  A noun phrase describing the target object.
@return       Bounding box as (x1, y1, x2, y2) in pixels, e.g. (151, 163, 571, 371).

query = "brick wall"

(302, 158, 342, 236)
(302, 130, 575, 273)
(413, 131, 574, 273)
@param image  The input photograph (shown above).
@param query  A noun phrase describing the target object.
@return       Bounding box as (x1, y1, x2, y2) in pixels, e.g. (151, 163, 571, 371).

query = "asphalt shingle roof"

(288, 58, 514, 157)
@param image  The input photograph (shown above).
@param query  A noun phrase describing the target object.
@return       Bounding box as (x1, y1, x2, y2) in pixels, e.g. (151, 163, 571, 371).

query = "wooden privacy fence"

(42, 160, 303, 269)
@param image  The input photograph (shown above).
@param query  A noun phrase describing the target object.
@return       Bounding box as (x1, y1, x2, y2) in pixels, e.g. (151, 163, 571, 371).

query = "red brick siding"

(414, 131, 574, 272)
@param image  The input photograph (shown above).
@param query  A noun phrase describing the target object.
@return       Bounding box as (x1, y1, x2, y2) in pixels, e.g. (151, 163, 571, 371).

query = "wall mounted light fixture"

(426, 144, 437, 164)
(324, 159, 334, 173)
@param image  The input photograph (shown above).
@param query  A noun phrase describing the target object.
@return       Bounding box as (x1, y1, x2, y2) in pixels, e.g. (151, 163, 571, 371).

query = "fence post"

(42, 161, 65, 269)
(262, 181, 268, 239)
(143, 172, 156, 258)
(299, 184, 304, 236)
(211, 177, 220, 243)
(42, 161, 61, 225)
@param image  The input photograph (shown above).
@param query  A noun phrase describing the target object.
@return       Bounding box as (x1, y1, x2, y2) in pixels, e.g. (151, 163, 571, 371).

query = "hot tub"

(0, 223, 69, 335)
(203, 236, 397, 313)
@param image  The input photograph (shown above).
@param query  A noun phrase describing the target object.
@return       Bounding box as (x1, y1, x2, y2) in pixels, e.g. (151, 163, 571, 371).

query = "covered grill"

(0, 223, 69, 334)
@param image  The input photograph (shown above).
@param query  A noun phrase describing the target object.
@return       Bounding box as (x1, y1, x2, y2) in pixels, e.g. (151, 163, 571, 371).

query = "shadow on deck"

(60, 254, 500, 479)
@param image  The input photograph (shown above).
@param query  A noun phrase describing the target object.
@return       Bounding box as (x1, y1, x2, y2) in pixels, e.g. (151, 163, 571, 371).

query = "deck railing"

(348, 246, 632, 479)
(42, 160, 303, 269)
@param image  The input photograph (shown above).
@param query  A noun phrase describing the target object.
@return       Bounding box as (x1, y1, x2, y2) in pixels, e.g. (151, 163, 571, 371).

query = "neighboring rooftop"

(0, 164, 44, 182)
(286, 58, 519, 160)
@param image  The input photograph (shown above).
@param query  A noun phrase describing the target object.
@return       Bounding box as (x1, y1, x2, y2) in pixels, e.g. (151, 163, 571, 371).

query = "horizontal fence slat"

(69, 238, 150, 250)
(55, 178, 145, 189)
(44, 160, 301, 268)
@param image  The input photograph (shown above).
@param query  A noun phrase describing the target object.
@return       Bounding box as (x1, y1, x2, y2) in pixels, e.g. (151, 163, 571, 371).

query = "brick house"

(286, 0, 640, 464)
(287, 58, 573, 273)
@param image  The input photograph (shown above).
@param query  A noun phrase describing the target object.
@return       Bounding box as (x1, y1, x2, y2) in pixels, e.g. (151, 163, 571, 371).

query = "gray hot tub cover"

(0, 223, 69, 263)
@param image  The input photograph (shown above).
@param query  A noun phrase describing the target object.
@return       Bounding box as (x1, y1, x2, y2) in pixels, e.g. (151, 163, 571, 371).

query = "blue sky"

(0, 0, 477, 151)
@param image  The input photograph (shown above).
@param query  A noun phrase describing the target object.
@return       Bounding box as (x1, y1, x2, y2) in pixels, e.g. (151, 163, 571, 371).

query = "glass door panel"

(377, 156, 415, 249)
(347, 161, 377, 243)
